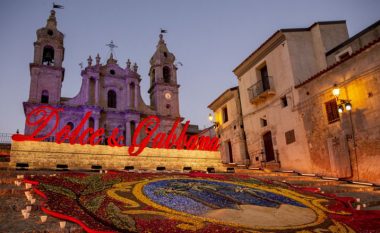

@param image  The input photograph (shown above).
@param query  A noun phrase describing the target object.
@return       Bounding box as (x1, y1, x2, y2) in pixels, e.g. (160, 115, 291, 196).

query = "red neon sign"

(12, 106, 219, 156)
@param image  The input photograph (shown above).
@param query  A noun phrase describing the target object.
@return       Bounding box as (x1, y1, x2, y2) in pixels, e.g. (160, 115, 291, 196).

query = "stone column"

(126, 121, 131, 146)
(127, 83, 131, 108)
(94, 117, 99, 131)
(135, 85, 139, 109)
(85, 78, 90, 104)
(34, 45, 41, 64)
(95, 78, 99, 105)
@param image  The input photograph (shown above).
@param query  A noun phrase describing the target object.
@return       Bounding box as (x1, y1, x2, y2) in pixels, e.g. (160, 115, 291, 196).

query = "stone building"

(208, 87, 248, 165)
(231, 21, 349, 171)
(210, 19, 380, 183)
(295, 20, 380, 183)
(24, 10, 183, 143)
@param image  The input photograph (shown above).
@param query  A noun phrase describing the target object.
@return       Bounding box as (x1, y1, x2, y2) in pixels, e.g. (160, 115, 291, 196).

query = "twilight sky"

(0, 0, 379, 133)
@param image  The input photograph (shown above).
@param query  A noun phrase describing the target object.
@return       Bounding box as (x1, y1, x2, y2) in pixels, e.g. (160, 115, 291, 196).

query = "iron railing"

(247, 76, 275, 103)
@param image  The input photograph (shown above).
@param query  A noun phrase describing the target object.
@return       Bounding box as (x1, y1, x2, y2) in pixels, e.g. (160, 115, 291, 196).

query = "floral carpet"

(24, 171, 380, 233)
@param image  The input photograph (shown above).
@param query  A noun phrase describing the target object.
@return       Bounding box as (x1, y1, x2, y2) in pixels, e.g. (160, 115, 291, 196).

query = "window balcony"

(247, 76, 275, 104)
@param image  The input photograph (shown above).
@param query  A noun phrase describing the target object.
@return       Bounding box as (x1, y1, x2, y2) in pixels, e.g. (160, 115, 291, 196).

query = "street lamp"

(345, 102, 352, 111)
(332, 85, 352, 113)
(208, 113, 213, 122)
(332, 87, 340, 97)
(332, 85, 359, 180)
(338, 105, 344, 113)
(208, 113, 219, 128)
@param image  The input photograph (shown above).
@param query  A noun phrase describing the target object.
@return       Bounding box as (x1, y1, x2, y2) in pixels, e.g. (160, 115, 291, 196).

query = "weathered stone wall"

(326, 23, 380, 65)
(9, 141, 225, 171)
(237, 33, 313, 171)
(209, 88, 248, 165)
(296, 41, 380, 183)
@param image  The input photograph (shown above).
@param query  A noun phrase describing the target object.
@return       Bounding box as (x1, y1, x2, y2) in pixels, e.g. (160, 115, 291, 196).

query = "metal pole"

(348, 110, 359, 181)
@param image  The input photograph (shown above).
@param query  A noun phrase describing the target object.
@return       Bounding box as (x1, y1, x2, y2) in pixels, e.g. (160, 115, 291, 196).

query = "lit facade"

(24, 10, 183, 144)
(232, 21, 348, 171)
(210, 20, 380, 183)
(295, 20, 380, 182)
(208, 87, 248, 165)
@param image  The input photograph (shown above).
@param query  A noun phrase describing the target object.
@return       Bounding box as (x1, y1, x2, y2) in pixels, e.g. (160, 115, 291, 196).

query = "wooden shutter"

(325, 99, 340, 123)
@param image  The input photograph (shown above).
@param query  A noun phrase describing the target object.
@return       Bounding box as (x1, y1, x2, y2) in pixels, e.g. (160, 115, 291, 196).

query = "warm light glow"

(208, 113, 213, 122)
(338, 105, 344, 113)
(332, 88, 340, 97)
(345, 102, 352, 111)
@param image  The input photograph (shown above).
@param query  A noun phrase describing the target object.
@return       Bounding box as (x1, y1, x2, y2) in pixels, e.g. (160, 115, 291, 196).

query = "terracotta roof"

(295, 36, 380, 88)
(207, 86, 238, 110)
(326, 20, 380, 56)
(198, 126, 215, 135)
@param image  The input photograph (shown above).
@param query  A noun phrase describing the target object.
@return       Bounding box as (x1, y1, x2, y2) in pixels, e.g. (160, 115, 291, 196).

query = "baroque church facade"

(24, 10, 182, 144)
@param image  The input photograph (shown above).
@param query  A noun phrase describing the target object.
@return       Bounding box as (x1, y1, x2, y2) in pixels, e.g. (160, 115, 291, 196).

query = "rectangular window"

(335, 47, 352, 62)
(325, 99, 340, 123)
(285, 130, 296, 145)
(338, 52, 350, 61)
(260, 65, 270, 91)
(222, 107, 228, 123)
(260, 118, 267, 127)
(281, 96, 288, 107)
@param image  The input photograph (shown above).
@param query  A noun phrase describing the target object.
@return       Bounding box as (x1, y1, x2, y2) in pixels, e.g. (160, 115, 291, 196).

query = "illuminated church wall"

(24, 10, 182, 144)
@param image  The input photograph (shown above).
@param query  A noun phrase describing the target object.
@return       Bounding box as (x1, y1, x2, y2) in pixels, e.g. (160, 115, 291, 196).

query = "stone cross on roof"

(106, 40, 118, 54)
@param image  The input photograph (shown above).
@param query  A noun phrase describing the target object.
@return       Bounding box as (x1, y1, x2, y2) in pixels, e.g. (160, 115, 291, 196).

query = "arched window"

(88, 117, 94, 129)
(107, 90, 117, 108)
(42, 46, 55, 65)
(41, 90, 49, 103)
(163, 66, 171, 83)
(130, 82, 135, 108)
(67, 122, 74, 130)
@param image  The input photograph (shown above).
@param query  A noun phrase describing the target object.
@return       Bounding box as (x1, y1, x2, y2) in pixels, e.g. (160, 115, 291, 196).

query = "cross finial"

(96, 54, 101, 65)
(87, 55, 93, 67)
(133, 62, 138, 72)
(106, 40, 118, 54)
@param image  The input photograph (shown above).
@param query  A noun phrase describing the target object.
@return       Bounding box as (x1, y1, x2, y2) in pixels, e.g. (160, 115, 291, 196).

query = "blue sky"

(0, 0, 379, 133)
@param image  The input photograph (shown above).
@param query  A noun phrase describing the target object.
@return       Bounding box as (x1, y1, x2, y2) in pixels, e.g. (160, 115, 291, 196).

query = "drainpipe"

(348, 110, 359, 181)
(340, 86, 358, 181)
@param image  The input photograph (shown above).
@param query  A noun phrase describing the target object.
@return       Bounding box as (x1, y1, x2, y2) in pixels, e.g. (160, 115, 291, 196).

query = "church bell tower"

(148, 34, 180, 118)
(28, 10, 64, 105)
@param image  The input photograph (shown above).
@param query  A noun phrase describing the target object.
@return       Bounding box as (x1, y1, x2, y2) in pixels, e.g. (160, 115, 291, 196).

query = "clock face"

(164, 92, 172, 100)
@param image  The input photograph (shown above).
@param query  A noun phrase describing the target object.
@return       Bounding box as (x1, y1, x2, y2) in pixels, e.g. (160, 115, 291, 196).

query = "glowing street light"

(208, 113, 219, 128)
(208, 113, 213, 122)
(332, 87, 340, 97)
(345, 102, 352, 111)
(332, 85, 352, 113)
(338, 105, 344, 113)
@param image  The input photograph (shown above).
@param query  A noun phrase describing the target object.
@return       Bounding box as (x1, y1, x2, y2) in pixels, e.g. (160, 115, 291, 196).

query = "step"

(285, 179, 343, 187)
(272, 176, 321, 181)
(236, 172, 297, 177)
(320, 184, 378, 193)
